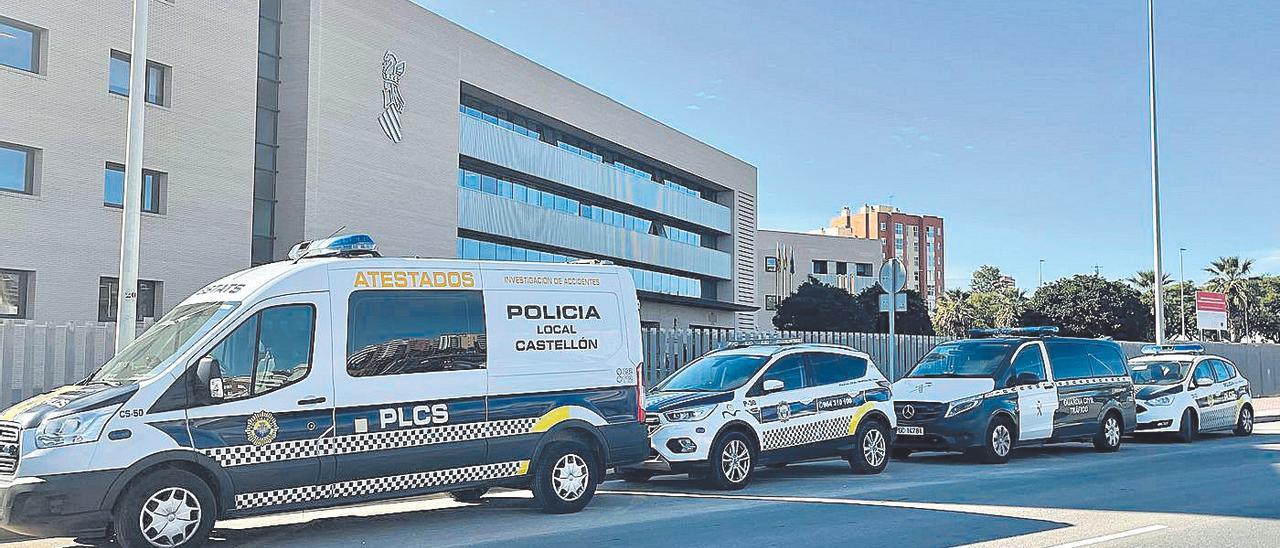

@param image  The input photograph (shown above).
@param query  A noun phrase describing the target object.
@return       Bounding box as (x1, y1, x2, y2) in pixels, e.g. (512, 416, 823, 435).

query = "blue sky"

(416, 0, 1279, 290)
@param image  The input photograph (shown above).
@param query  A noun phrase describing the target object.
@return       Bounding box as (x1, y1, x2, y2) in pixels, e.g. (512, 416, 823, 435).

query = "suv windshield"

(88, 301, 237, 385)
(1129, 360, 1190, 385)
(907, 341, 1016, 378)
(654, 353, 770, 393)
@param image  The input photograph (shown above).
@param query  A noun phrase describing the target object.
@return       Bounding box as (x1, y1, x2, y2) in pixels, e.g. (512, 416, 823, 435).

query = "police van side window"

(1209, 360, 1232, 383)
(201, 304, 316, 401)
(1009, 344, 1046, 384)
(347, 290, 487, 377)
(808, 353, 868, 386)
(1045, 343, 1092, 380)
(1092, 345, 1129, 377)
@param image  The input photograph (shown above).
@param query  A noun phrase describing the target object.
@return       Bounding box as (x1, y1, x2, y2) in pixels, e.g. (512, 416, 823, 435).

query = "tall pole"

(888, 266, 898, 380)
(1038, 259, 1045, 288)
(1179, 247, 1187, 339)
(1147, 0, 1167, 345)
(115, 0, 149, 351)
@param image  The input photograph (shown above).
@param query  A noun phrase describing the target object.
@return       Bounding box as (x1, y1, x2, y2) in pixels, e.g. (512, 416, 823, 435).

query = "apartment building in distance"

(755, 229, 882, 330)
(817, 204, 944, 306)
(0, 0, 758, 330)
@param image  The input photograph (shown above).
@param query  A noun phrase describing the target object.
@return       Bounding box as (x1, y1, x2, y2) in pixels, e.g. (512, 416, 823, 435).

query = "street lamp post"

(1038, 259, 1045, 288)
(1179, 247, 1187, 339)
(1147, 0, 1168, 345)
(114, 0, 150, 351)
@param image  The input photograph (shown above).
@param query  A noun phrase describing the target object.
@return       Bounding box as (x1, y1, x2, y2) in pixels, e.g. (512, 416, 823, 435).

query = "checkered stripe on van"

(761, 414, 854, 451)
(202, 437, 331, 468)
(1054, 376, 1130, 387)
(233, 461, 527, 510)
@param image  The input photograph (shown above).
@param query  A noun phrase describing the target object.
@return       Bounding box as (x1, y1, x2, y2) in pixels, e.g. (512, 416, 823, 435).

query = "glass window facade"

(557, 141, 603, 162)
(855, 263, 873, 277)
(0, 17, 40, 73)
(252, 2, 283, 265)
(0, 269, 30, 319)
(104, 163, 164, 213)
(456, 237, 701, 298)
(98, 277, 160, 322)
(108, 51, 168, 106)
(0, 142, 35, 194)
(460, 104, 540, 140)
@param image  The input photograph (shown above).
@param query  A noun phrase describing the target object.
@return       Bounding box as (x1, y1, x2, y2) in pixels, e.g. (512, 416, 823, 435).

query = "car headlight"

(35, 405, 121, 449)
(664, 404, 716, 422)
(945, 395, 983, 418)
(1145, 395, 1174, 407)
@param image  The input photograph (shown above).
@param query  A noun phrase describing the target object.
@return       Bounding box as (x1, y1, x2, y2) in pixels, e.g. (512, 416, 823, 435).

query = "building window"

(764, 295, 778, 311)
(0, 141, 36, 194)
(812, 260, 829, 275)
(98, 277, 161, 322)
(252, 4, 283, 266)
(764, 256, 778, 272)
(835, 262, 848, 275)
(855, 263, 873, 277)
(104, 163, 164, 213)
(108, 50, 170, 106)
(0, 17, 43, 74)
(0, 269, 31, 319)
(894, 223, 903, 235)
(456, 237, 702, 298)
(346, 290, 488, 377)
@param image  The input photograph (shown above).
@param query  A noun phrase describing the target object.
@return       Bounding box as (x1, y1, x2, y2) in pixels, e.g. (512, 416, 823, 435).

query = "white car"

(620, 340, 896, 489)
(1130, 344, 1254, 442)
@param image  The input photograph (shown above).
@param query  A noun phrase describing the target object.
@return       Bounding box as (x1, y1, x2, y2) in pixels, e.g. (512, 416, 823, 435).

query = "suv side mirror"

(762, 379, 785, 393)
(1194, 375, 1214, 388)
(195, 356, 224, 403)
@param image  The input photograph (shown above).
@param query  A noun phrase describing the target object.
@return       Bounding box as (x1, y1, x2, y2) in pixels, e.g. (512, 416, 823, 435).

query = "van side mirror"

(762, 379, 785, 393)
(195, 356, 224, 403)
(1194, 375, 1214, 388)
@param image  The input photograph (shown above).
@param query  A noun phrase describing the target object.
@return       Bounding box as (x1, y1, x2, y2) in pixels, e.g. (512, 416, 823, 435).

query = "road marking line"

(1046, 525, 1167, 548)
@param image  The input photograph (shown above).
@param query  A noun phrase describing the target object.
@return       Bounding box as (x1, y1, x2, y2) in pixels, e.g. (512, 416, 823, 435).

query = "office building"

(0, 0, 758, 330)
(755, 229, 881, 330)
(817, 204, 944, 306)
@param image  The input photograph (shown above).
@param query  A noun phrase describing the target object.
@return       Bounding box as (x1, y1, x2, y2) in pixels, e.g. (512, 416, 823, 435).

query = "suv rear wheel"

(112, 469, 216, 548)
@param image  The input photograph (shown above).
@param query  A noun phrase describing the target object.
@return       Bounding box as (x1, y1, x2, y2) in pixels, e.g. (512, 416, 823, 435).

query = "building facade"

(755, 230, 881, 330)
(0, 0, 758, 330)
(818, 204, 944, 306)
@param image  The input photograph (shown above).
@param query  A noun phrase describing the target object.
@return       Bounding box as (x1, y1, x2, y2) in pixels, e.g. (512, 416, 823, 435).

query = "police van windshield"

(1129, 361, 1190, 385)
(88, 301, 237, 385)
(907, 341, 1016, 379)
(654, 353, 770, 393)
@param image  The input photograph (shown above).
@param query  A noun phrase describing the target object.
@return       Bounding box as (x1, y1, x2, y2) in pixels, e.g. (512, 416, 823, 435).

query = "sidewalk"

(1254, 395, 1280, 423)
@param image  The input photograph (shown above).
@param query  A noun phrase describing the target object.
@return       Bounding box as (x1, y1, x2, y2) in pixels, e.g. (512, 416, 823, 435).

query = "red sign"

(1196, 291, 1227, 313)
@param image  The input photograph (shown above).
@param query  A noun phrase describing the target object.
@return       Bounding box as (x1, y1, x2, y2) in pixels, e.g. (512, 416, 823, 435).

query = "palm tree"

(1125, 270, 1173, 297)
(932, 290, 975, 338)
(1204, 256, 1255, 341)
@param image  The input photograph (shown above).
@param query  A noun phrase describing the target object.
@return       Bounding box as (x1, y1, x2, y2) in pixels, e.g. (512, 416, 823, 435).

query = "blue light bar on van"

(287, 234, 378, 260)
(1139, 343, 1205, 355)
(967, 326, 1060, 338)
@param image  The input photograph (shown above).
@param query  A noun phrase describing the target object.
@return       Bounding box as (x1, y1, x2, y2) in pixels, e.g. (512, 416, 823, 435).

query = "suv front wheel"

(705, 431, 755, 490)
(847, 419, 889, 474)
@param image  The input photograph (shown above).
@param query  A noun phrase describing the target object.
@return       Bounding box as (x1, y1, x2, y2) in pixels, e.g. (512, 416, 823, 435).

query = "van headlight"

(665, 405, 716, 422)
(35, 405, 121, 449)
(945, 395, 983, 418)
(1144, 395, 1174, 407)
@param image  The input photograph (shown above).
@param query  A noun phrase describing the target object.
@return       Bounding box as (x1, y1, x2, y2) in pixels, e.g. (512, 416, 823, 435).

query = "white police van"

(891, 327, 1137, 464)
(621, 339, 896, 489)
(0, 235, 648, 547)
(1129, 343, 1254, 441)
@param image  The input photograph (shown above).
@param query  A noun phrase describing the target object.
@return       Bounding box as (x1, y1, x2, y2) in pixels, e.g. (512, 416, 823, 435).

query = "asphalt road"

(7, 423, 1280, 548)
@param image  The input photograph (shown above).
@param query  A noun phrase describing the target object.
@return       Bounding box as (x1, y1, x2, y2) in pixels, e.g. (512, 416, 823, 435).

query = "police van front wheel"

(112, 469, 217, 548)
(705, 431, 755, 490)
(969, 417, 1015, 464)
(847, 419, 889, 474)
(531, 441, 599, 514)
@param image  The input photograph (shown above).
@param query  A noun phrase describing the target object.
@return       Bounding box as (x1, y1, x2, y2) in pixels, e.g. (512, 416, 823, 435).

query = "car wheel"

(1093, 412, 1122, 452)
(619, 470, 654, 483)
(531, 441, 599, 514)
(449, 487, 489, 503)
(891, 448, 913, 460)
(970, 417, 1015, 464)
(847, 419, 889, 474)
(112, 469, 216, 548)
(1175, 409, 1198, 443)
(1234, 405, 1254, 437)
(704, 431, 755, 490)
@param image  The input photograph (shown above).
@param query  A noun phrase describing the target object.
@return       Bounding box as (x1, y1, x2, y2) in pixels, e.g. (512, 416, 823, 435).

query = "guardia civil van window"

(347, 290, 487, 377)
(200, 304, 315, 401)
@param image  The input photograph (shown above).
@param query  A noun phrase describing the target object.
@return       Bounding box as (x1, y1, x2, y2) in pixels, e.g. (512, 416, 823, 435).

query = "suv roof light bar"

(717, 336, 806, 350)
(1139, 343, 1205, 355)
(967, 326, 1060, 338)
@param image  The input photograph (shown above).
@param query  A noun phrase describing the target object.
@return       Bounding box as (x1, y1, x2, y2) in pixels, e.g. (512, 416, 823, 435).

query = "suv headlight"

(1145, 395, 1174, 407)
(664, 404, 716, 422)
(35, 405, 121, 449)
(945, 395, 983, 418)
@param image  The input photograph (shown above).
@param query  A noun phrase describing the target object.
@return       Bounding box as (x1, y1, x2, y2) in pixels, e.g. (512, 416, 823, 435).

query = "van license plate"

(897, 426, 924, 436)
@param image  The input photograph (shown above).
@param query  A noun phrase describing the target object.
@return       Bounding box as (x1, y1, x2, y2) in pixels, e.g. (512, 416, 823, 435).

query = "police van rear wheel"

(532, 441, 599, 514)
(1234, 406, 1254, 436)
(705, 431, 755, 490)
(971, 417, 1015, 464)
(113, 469, 216, 548)
(1175, 409, 1198, 443)
(449, 487, 489, 503)
(1093, 412, 1122, 452)
(847, 420, 889, 474)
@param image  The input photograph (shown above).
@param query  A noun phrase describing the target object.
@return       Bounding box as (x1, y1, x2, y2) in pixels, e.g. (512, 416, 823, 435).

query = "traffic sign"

(878, 258, 907, 294)
(879, 293, 907, 312)
(1195, 291, 1228, 331)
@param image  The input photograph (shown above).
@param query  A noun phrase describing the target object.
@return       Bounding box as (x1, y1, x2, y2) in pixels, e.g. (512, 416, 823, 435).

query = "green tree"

(967, 288, 1027, 329)
(850, 287, 936, 335)
(1203, 256, 1256, 341)
(772, 277, 859, 331)
(1250, 276, 1280, 342)
(1023, 275, 1149, 340)
(1125, 270, 1173, 296)
(1127, 270, 1196, 340)
(970, 265, 1014, 293)
(932, 289, 974, 337)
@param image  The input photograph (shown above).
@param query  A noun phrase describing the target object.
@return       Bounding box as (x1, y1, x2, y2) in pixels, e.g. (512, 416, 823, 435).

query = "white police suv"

(891, 327, 1137, 464)
(1129, 343, 1254, 441)
(0, 235, 648, 547)
(621, 340, 896, 489)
